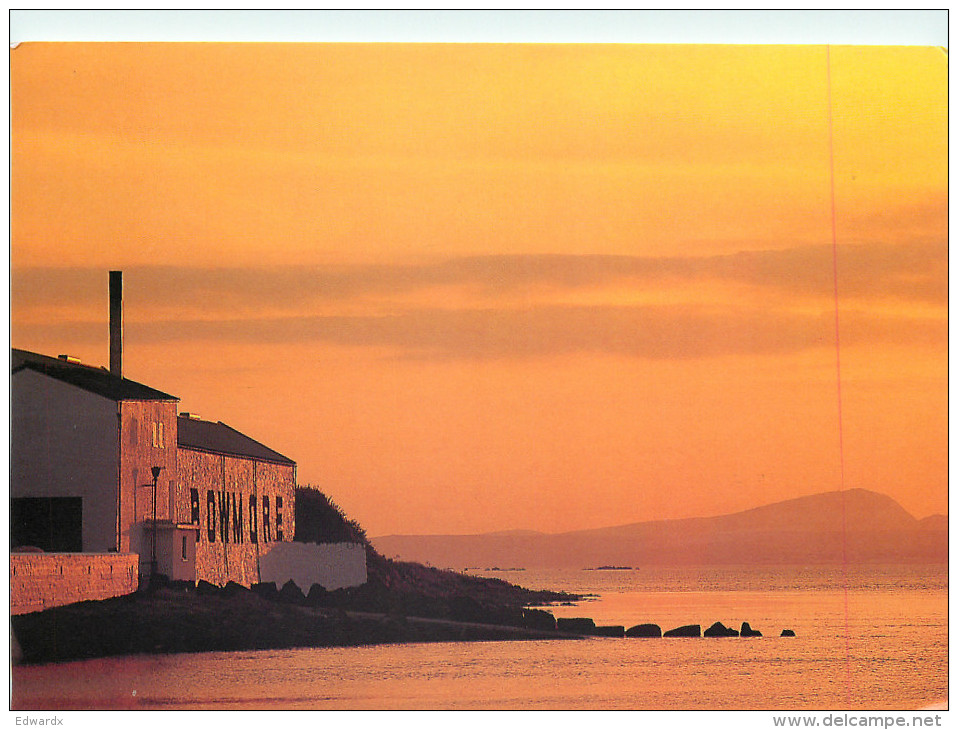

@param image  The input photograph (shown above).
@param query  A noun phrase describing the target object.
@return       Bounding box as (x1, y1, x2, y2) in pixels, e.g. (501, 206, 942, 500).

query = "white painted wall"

(259, 542, 367, 592)
(12, 369, 119, 552)
(156, 526, 198, 583)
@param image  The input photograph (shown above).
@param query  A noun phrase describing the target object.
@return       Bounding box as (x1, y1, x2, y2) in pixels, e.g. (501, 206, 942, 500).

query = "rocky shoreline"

(11, 579, 580, 666)
(11, 575, 796, 666)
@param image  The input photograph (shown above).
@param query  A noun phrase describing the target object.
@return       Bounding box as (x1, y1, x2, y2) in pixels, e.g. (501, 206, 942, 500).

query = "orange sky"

(11, 43, 947, 535)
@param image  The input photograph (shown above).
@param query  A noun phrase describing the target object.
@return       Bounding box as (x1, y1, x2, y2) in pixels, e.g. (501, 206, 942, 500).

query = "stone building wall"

(118, 399, 179, 569)
(178, 448, 296, 586)
(10, 553, 139, 615)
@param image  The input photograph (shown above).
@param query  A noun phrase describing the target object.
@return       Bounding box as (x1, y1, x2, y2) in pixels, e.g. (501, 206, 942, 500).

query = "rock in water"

(626, 623, 662, 638)
(664, 624, 701, 638)
(522, 608, 557, 631)
(593, 625, 625, 637)
(740, 621, 762, 637)
(781, 629, 796, 637)
(704, 621, 739, 637)
(557, 617, 596, 634)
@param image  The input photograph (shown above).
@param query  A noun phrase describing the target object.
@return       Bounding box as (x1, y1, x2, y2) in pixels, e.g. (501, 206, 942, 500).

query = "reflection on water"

(11, 565, 947, 710)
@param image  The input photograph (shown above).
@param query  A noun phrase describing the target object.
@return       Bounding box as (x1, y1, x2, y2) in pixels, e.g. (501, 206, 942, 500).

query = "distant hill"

(371, 489, 947, 569)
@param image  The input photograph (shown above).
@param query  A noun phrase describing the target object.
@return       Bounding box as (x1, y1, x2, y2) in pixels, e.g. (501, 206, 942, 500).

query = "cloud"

(12, 239, 945, 361)
(10, 239, 947, 313)
(17, 303, 945, 362)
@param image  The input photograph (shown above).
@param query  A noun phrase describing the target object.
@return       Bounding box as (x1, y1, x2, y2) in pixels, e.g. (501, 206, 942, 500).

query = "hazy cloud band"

(11, 240, 947, 311)
(19, 304, 945, 361)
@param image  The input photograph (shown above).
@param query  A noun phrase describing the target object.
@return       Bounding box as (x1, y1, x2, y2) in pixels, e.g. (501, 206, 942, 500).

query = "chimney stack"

(109, 271, 123, 378)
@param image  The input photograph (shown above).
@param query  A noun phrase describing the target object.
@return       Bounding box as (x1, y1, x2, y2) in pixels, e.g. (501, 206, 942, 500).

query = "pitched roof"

(177, 416, 295, 466)
(12, 349, 178, 402)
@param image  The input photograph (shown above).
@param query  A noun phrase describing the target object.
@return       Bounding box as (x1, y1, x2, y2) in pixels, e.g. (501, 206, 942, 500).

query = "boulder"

(250, 582, 278, 600)
(195, 580, 220, 596)
(222, 581, 250, 596)
(557, 617, 596, 634)
(593, 625, 625, 637)
(781, 629, 796, 637)
(626, 623, 662, 638)
(740, 622, 762, 637)
(522, 608, 557, 632)
(704, 621, 739, 637)
(306, 583, 328, 605)
(279, 580, 307, 604)
(664, 624, 701, 638)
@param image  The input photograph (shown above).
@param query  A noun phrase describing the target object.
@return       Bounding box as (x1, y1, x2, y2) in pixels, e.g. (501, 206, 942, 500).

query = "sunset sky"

(11, 42, 947, 536)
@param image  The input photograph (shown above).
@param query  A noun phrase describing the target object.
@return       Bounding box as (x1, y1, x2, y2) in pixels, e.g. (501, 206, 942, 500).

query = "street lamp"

(151, 465, 163, 581)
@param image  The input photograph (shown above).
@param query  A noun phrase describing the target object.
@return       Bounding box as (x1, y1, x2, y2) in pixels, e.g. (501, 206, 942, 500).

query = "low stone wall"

(10, 553, 139, 615)
(259, 542, 367, 592)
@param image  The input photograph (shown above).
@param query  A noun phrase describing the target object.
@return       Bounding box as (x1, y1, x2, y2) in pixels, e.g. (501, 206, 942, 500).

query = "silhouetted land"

(11, 581, 579, 666)
(13, 487, 581, 665)
(372, 489, 948, 569)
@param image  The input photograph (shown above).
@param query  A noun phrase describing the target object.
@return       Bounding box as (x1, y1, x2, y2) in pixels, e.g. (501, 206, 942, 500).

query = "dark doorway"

(11, 497, 83, 552)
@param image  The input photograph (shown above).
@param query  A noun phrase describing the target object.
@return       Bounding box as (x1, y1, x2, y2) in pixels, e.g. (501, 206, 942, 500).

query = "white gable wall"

(12, 369, 119, 552)
(258, 541, 368, 592)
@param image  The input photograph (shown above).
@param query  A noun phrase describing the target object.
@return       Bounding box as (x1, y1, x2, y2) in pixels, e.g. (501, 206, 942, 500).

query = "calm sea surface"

(11, 565, 947, 710)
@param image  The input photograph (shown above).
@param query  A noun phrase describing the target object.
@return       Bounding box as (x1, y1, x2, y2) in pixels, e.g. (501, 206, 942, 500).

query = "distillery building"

(11, 272, 302, 607)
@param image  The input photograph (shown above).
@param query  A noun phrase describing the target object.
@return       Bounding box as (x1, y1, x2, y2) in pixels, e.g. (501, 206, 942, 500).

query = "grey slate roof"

(177, 416, 295, 466)
(11, 349, 178, 402)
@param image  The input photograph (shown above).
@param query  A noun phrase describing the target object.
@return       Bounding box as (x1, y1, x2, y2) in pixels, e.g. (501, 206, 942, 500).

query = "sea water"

(11, 565, 947, 710)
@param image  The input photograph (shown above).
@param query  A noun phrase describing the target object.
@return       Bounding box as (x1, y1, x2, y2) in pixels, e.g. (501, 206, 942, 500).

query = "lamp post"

(150, 465, 163, 581)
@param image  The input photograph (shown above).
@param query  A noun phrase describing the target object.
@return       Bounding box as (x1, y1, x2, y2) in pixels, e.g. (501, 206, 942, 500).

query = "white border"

(9, 9, 949, 46)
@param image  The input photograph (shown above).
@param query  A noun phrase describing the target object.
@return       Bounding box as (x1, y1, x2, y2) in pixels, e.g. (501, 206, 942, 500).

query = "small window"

(181, 535, 188, 560)
(152, 421, 165, 448)
(275, 496, 284, 541)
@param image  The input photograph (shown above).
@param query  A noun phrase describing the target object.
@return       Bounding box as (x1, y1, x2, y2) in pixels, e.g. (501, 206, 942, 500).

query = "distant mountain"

(371, 489, 947, 569)
(919, 514, 948, 531)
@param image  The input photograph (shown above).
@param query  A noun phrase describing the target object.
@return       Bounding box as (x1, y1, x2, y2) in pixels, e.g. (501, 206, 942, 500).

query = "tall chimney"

(109, 271, 123, 378)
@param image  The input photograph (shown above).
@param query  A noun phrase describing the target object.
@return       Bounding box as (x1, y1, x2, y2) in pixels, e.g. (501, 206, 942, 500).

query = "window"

(11, 497, 82, 552)
(275, 496, 283, 541)
(181, 535, 188, 560)
(151, 421, 165, 448)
